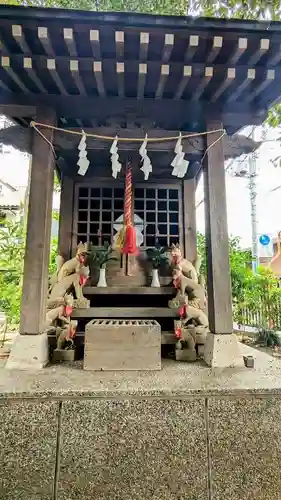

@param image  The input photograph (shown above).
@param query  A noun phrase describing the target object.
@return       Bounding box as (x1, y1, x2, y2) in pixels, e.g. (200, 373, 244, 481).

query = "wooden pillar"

(204, 119, 232, 334)
(58, 175, 74, 261)
(183, 179, 197, 262)
(20, 109, 56, 335)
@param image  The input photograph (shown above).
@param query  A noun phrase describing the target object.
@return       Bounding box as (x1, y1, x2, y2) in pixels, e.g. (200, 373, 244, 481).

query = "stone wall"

(2, 391, 281, 500)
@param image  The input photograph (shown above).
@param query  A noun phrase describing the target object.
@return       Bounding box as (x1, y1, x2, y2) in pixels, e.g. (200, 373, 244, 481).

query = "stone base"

(175, 348, 197, 362)
(203, 332, 244, 368)
(5, 333, 49, 370)
(52, 348, 75, 363)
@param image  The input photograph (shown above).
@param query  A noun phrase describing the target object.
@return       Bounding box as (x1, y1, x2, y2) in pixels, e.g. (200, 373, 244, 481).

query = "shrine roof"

(1, 6, 281, 134)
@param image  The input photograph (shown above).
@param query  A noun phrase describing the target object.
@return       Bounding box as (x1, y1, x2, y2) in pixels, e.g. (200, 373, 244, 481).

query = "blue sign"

(259, 234, 270, 246)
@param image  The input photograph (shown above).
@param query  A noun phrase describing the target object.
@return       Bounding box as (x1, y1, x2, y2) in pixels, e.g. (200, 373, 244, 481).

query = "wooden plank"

(1, 56, 29, 92)
(58, 175, 74, 261)
(192, 66, 213, 101)
(162, 33, 174, 62)
(69, 60, 86, 95)
(203, 119, 232, 334)
(206, 36, 223, 64)
(93, 61, 105, 97)
(228, 68, 255, 102)
(83, 286, 175, 295)
(89, 29, 100, 58)
(38, 26, 54, 56)
(71, 307, 177, 318)
(20, 108, 56, 335)
(155, 64, 169, 99)
(139, 32, 149, 61)
(23, 57, 47, 93)
(63, 27, 77, 57)
(137, 63, 147, 99)
(183, 178, 197, 262)
(247, 38, 270, 66)
(116, 62, 124, 98)
(115, 31, 124, 59)
(174, 65, 192, 100)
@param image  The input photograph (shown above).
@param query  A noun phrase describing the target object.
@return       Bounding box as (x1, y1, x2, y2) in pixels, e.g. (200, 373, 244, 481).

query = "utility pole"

(248, 126, 258, 273)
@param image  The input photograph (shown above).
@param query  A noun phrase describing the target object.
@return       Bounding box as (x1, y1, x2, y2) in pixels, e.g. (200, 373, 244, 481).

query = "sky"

(1, 125, 281, 249)
(196, 125, 281, 248)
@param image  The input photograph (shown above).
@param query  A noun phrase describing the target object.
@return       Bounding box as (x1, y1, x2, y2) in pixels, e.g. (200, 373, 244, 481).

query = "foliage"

(146, 245, 169, 269)
(256, 326, 281, 347)
(89, 242, 117, 269)
(0, 216, 58, 328)
(0, 217, 25, 326)
(197, 232, 252, 302)
(236, 266, 281, 328)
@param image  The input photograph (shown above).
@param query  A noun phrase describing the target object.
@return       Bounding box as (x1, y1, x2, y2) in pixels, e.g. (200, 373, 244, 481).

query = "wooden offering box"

(84, 319, 161, 371)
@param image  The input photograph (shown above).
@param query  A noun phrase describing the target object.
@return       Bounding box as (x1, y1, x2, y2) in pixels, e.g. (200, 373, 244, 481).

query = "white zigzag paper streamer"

(171, 133, 189, 178)
(139, 135, 152, 180)
(110, 136, 122, 178)
(77, 130, 90, 176)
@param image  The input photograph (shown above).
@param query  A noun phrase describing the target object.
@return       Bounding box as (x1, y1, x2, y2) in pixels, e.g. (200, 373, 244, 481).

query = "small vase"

(97, 267, 107, 287)
(151, 268, 160, 287)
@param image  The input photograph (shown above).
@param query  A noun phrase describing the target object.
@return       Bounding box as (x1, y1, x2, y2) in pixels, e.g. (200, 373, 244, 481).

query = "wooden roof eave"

(0, 123, 261, 162)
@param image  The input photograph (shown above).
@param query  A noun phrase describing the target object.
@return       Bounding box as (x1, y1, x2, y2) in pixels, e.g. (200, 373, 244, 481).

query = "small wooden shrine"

(1, 5, 281, 367)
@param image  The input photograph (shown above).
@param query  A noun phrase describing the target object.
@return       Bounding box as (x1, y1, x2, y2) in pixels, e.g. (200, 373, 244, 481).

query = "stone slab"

(5, 332, 49, 370)
(208, 397, 281, 500)
(57, 399, 208, 500)
(0, 400, 58, 499)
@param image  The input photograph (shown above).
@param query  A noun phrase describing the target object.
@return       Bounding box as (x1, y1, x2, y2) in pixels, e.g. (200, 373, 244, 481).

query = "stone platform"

(1, 344, 281, 500)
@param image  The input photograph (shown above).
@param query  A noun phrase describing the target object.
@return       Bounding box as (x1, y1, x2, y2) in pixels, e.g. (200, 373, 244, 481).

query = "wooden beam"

(20, 108, 56, 335)
(192, 66, 213, 101)
(137, 63, 147, 99)
(206, 36, 223, 64)
(183, 178, 197, 262)
(23, 57, 47, 93)
(204, 119, 232, 334)
(47, 58, 67, 95)
(0, 91, 265, 130)
(174, 65, 192, 100)
(155, 64, 169, 99)
(116, 62, 124, 98)
(162, 33, 174, 62)
(230, 37, 247, 65)
(248, 69, 275, 102)
(1, 56, 29, 92)
(228, 68, 255, 102)
(71, 307, 177, 318)
(38, 26, 54, 56)
(139, 32, 149, 61)
(115, 31, 124, 59)
(11, 24, 30, 53)
(248, 38, 270, 66)
(93, 61, 105, 97)
(69, 59, 86, 95)
(185, 35, 199, 61)
(58, 175, 74, 261)
(89, 29, 101, 58)
(211, 68, 235, 102)
(63, 27, 77, 57)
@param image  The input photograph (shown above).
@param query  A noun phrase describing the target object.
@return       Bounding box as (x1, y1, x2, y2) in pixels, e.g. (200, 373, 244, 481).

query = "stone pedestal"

(84, 319, 161, 371)
(203, 332, 244, 368)
(5, 333, 49, 370)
